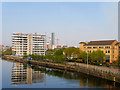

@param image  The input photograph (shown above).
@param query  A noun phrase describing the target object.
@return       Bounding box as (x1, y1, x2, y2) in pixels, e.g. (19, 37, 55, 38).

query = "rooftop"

(115, 42, 120, 45)
(80, 40, 117, 46)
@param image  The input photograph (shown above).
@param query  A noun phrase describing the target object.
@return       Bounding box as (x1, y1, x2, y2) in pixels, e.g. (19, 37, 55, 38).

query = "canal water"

(2, 59, 120, 88)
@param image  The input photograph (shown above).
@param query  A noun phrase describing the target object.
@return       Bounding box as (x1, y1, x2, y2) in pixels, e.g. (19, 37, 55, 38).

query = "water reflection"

(10, 62, 120, 88)
(45, 69, 120, 88)
(11, 63, 45, 86)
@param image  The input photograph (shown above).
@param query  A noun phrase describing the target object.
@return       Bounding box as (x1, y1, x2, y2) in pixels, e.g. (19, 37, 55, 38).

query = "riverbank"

(2, 55, 120, 83)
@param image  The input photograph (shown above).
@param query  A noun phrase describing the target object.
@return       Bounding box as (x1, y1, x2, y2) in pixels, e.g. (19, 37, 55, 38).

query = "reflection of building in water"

(11, 63, 46, 86)
(26, 67, 32, 84)
(11, 63, 27, 85)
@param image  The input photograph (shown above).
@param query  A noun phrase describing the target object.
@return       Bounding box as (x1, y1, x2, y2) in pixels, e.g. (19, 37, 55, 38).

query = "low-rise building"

(79, 40, 120, 63)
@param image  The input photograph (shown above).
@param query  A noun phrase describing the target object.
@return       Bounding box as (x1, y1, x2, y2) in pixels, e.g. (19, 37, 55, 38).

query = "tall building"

(51, 32, 55, 49)
(79, 40, 120, 63)
(12, 32, 46, 56)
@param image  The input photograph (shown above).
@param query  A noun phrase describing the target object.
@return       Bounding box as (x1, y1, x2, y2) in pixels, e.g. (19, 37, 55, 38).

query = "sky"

(2, 2, 118, 47)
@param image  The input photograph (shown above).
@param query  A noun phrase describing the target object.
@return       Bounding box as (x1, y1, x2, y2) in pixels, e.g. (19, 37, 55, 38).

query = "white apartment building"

(12, 32, 46, 56)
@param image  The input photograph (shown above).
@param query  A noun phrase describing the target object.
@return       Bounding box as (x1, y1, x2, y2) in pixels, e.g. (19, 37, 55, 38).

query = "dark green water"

(2, 59, 120, 88)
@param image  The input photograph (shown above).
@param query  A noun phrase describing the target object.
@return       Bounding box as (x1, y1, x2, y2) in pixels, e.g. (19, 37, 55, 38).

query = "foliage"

(29, 54, 45, 60)
(46, 49, 56, 55)
(2, 48, 13, 55)
(112, 56, 120, 67)
(22, 48, 107, 66)
(23, 52, 28, 59)
(63, 47, 80, 60)
(79, 51, 87, 62)
(53, 55, 66, 63)
(89, 50, 106, 65)
(53, 48, 66, 63)
(54, 48, 65, 56)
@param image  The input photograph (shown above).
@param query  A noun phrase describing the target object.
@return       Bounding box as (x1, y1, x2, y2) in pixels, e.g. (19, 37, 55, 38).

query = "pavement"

(68, 62, 120, 75)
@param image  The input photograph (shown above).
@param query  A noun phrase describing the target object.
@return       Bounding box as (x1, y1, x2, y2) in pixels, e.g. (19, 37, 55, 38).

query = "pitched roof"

(84, 40, 116, 46)
(79, 42, 86, 44)
(115, 42, 120, 45)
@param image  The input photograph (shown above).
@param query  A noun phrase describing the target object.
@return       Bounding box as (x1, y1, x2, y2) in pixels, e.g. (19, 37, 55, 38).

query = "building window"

(106, 55, 110, 62)
(90, 51, 91, 53)
(87, 47, 91, 49)
(106, 50, 107, 53)
(88, 50, 89, 53)
(99, 47, 104, 48)
(113, 55, 114, 58)
(93, 47, 97, 48)
(108, 50, 110, 53)
(113, 51, 114, 53)
(105, 46, 110, 48)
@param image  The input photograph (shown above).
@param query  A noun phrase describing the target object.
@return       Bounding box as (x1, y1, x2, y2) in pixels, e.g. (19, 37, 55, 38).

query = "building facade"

(12, 32, 46, 56)
(79, 40, 120, 63)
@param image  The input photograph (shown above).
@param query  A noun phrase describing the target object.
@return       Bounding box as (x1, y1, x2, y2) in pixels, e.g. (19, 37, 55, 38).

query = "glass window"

(87, 47, 91, 49)
(108, 50, 110, 53)
(106, 50, 107, 53)
(99, 47, 104, 48)
(106, 55, 110, 62)
(105, 46, 110, 48)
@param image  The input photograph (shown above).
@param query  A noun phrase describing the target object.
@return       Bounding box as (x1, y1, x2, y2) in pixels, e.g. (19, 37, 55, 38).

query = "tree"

(64, 47, 80, 60)
(90, 50, 106, 65)
(90, 51, 96, 64)
(79, 51, 87, 63)
(72, 48, 81, 58)
(23, 52, 27, 59)
(2, 48, 12, 55)
(112, 56, 120, 67)
(53, 48, 66, 63)
(46, 49, 56, 56)
(54, 55, 66, 63)
(54, 48, 65, 56)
